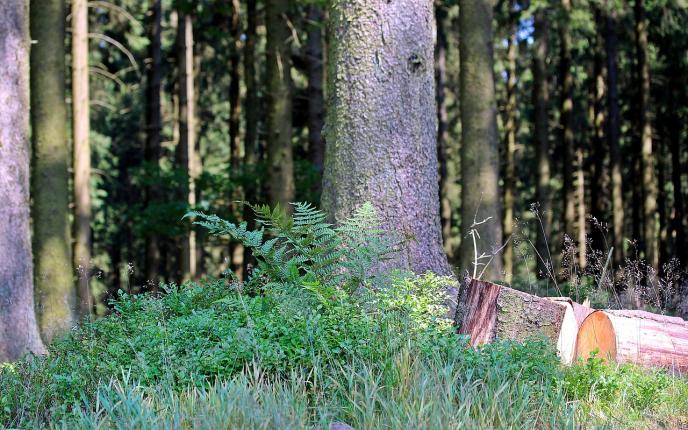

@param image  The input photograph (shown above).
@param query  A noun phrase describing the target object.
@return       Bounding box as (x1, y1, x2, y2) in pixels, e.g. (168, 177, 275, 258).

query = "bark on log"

(576, 309, 688, 372)
(455, 279, 575, 362)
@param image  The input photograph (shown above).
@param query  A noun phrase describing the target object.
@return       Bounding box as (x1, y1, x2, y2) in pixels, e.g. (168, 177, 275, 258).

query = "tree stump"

(455, 279, 576, 362)
(576, 309, 688, 372)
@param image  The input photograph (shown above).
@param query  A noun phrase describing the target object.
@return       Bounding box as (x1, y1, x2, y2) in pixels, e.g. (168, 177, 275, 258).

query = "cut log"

(455, 279, 576, 362)
(576, 309, 688, 372)
(547, 297, 594, 364)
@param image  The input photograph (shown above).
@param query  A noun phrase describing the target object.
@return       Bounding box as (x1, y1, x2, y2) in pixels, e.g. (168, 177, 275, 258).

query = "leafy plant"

(187, 201, 402, 297)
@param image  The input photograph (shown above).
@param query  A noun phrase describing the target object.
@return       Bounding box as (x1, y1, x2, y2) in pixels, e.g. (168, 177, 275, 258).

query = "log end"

(575, 311, 617, 363)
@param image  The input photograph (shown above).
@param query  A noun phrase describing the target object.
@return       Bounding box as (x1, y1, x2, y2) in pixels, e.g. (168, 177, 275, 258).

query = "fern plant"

(185, 202, 402, 303)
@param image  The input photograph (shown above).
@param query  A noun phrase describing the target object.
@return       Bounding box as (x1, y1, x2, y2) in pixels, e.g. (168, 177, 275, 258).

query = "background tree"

(459, 0, 503, 279)
(144, 0, 162, 286)
(30, 0, 77, 342)
(265, 0, 294, 208)
(0, 0, 46, 361)
(532, 7, 553, 276)
(72, 0, 93, 317)
(634, 0, 658, 270)
(177, 9, 199, 280)
(323, 0, 451, 275)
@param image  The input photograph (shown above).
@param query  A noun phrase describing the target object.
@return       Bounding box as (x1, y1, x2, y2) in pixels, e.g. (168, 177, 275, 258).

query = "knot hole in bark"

(407, 53, 424, 75)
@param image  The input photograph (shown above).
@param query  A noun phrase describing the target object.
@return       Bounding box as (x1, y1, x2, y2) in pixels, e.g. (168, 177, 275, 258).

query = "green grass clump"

(2, 203, 687, 429)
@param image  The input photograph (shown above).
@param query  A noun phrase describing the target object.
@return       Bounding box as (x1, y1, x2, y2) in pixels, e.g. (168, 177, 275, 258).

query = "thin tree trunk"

(30, 0, 77, 342)
(242, 0, 259, 277)
(228, 0, 244, 278)
(265, 0, 294, 208)
(144, 0, 162, 288)
(634, 0, 658, 270)
(244, 0, 259, 168)
(229, 0, 241, 169)
(606, 7, 624, 266)
(502, 0, 517, 283)
(589, 6, 607, 253)
(576, 148, 587, 270)
(306, 4, 326, 184)
(669, 72, 686, 262)
(436, 2, 453, 258)
(459, 0, 503, 280)
(559, 0, 576, 249)
(178, 13, 198, 280)
(72, 0, 93, 318)
(532, 10, 552, 276)
(0, 0, 47, 361)
(323, 0, 451, 276)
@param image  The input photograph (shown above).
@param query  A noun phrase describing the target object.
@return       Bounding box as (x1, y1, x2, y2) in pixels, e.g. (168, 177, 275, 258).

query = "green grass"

(2, 277, 686, 429)
(2, 205, 686, 429)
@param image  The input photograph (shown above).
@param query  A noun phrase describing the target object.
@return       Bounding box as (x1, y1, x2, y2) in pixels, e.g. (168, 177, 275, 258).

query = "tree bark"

(502, 0, 517, 283)
(178, 13, 198, 280)
(532, 10, 552, 277)
(144, 0, 162, 288)
(634, 0, 658, 270)
(322, 0, 451, 276)
(265, 0, 294, 209)
(458, 0, 503, 280)
(72, 0, 93, 318)
(306, 4, 326, 182)
(606, 8, 624, 267)
(436, 3, 453, 259)
(30, 0, 77, 343)
(0, 0, 47, 361)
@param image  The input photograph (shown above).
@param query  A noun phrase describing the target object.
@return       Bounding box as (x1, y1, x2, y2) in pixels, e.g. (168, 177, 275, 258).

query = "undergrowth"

(1, 203, 686, 429)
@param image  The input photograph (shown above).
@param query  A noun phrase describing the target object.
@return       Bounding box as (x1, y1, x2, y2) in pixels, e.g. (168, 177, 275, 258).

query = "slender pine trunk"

(30, 0, 77, 342)
(532, 10, 552, 277)
(144, 0, 162, 288)
(502, 0, 518, 283)
(459, 0, 503, 280)
(634, 0, 658, 270)
(72, 0, 93, 318)
(265, 0, 294, 209)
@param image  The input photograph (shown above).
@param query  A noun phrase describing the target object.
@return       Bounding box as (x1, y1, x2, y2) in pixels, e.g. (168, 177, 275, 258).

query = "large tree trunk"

(144, 0, 162, 288)
(322, 0, 450, 276)
(458, 0, 503, 280)
(30, 0, 77, 343)
(576, 310, 688, 372)
(0, 0, 47, 361)
(606, 8, 624, 267)
(72, 0, 93, 318)
(306, 4, 326, 184)
(634, 0, 658, 270)
(265, 0, 294, 208)
(502, 0, 517, 283)
(435, 3, 452, 259)
(532, 10, 552, 277)
(178, 13, 198, 280)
